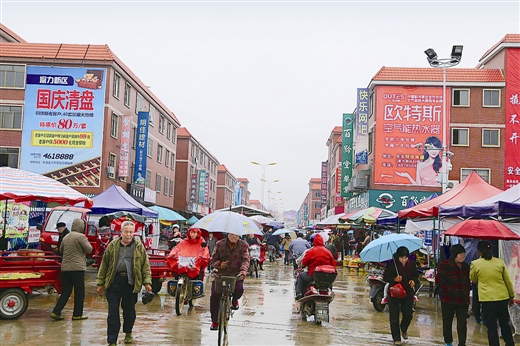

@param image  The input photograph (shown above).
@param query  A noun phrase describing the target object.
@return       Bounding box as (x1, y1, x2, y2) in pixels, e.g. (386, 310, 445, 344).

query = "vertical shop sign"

(133, 111, 149, 184)
(374, 86, 448, 186)
(321, 162, 327, 206)
(189, 173, 198, 201)
(335, 166, 342, 203)
(340, 113, 354, 198)
(204, 174, 210, 204)
(356, 88, 369, 164)
(118, 116, 131, 177)
(505, 48, 520, 189)
(20, 66, 106, 187)
(198, 170, 206, 203)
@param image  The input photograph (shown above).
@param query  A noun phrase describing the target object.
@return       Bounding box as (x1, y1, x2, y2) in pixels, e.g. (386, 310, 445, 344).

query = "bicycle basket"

(215, 276, 237, 294)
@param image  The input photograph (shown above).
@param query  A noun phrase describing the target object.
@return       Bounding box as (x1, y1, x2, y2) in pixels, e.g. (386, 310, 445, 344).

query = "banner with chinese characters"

(368, 189, 434, 212)
(374, 85, 449, 186)
(118, 116, 131, 177)
(198, 170, 207, 203)
(321, 162, 327, 206)
(505, 48, 520, 189)
(340, 113, 354, 198)
(133, 111, 149, 184)
(205, 174, 210, 205)
(21, 66, 106, 187)
(189, 173, 198, 201)
(335, 166, 342, 203)
(356, 88, 369, 164)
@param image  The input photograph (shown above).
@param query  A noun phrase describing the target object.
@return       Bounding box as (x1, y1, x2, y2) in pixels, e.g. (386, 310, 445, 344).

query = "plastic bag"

(389, 283, 407, 299)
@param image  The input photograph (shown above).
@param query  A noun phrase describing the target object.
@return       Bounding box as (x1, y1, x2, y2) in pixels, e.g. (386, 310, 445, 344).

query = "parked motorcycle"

(248, 244, 261, 278)
(296, 265, 337, 325)
(365, 268, 387, 312)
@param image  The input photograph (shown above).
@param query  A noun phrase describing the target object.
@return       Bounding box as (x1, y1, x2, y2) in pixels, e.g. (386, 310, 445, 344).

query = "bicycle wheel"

(254, 260, 259, 278)
(175, 282, 186, 316)
(217, 297, 228, 346)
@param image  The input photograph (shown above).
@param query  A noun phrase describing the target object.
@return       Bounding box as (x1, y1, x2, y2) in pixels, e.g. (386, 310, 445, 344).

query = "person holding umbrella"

(383, 246, 419, 346)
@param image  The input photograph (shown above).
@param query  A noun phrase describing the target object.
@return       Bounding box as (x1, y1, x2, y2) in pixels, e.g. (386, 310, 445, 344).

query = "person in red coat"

(294, 233, 336, 299)
(166, 228, 209, 280)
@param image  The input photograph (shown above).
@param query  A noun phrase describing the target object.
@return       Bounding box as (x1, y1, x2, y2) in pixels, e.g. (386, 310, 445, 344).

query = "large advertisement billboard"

(20, 66, 106, 186)
(505, 48, 520, 189)
(374, 85, 449, 186)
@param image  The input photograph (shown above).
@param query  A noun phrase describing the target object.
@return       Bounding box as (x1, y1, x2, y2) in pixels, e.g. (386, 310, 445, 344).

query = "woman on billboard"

(395, 136, 442, 186)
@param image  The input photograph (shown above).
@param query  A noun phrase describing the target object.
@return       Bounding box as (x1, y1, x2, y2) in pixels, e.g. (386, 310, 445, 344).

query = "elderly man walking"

(96, 221, 152, 346)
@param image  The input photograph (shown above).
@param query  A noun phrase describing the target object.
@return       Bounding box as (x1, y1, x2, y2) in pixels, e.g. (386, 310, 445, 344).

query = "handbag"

(389, 261, 408, 299)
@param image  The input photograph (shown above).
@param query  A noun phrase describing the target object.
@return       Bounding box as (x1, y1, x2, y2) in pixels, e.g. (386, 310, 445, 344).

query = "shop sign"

(355, 88, 369, 164)
(347, 192, 368, 212)
(340, 113, 354, 197)
(321, 162, 327, 206)
(369, 189, 433, 212)
(133, 111, 149, 184)
(505, 49, 520, 189)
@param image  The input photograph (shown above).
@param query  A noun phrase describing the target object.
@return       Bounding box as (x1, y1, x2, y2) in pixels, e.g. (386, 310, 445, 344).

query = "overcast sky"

(2, 0, 519, 212)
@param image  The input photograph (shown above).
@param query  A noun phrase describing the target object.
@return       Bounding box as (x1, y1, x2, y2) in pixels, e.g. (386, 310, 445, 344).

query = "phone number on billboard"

(43, 153, 75, 160)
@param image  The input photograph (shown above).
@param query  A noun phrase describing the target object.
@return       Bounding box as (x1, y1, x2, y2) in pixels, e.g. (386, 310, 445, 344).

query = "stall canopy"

(438, 183, 520, 218)
(148, 205, 186, 222)
(340, 207, 398, 225)
(187, 216, 199, 225)
(317, 213, 347, 226)
(398, 171, 503, 219)
(215, 204, 272, 217)
(76, 184, 158, 218)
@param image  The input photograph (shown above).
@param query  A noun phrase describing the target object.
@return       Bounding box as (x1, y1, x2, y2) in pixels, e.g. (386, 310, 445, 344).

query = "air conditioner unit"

(447, 180, 459, 189)
(106, 166, 115, 175)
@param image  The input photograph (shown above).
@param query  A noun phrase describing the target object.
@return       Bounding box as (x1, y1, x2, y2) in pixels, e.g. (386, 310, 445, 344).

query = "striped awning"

(0, 167, 93, 207)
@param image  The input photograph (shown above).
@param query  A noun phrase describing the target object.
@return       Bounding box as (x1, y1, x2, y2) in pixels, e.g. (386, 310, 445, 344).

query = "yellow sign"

(0, 272, 43, 280)
(31, 130, 93, 148)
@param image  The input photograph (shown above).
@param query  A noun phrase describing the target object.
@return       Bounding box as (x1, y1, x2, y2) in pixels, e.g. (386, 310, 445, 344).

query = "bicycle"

(211, 270, 243, 346)
(168, 256, 204, 316)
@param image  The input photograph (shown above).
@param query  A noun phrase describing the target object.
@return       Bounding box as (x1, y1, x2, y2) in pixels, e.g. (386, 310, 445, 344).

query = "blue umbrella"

(148, 205, 186, 221)
(359, 233, 424, 263)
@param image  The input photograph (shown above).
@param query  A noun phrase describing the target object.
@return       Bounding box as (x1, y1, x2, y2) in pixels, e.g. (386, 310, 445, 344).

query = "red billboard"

(374, 85, 449, 186)
(505, 48, 520, 189)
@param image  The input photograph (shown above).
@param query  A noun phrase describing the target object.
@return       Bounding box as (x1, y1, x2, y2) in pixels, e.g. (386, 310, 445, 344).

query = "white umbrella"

(272, 228, 296, 239)
(191, 211, 263, 236)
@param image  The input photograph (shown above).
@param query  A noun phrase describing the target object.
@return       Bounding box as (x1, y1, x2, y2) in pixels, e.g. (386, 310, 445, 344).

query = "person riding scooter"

(166, 228, 209, 280)
(294, 233, 336, 300)
(245, 233, 264, 270)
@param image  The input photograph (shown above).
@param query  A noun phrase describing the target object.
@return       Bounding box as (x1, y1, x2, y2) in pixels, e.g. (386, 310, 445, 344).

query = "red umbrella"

(444, 219, 520, 240)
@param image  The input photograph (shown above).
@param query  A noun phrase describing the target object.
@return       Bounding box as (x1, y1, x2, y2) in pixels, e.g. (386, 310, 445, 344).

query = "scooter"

(248, 244, 261, 278)
(365, 268, 387, 312)
(267, 244, 278, 262)
(296, 265, 337, 325)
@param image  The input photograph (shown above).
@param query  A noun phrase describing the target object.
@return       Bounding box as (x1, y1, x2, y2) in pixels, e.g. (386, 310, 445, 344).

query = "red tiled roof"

(480, 34, 520, 62)
(0, 42, 180, 124)
(310, 178, 321, 183)
(311, 183, 321, 190)
(335, 136, 342, 144)
(218, 164, 228, 172)
(0, 24, 27, 43)
(177, 127, 191, 138)
(332, 126, 342, 134)
(372, 66, 504, 83)
(249, 199, 260, 204)
(237, 178, 249, 182)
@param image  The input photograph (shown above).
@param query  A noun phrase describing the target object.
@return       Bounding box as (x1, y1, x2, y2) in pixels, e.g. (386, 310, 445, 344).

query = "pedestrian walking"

(280, 234, 292, 265)
(53, 221, 70, 259)
(383, 246, 419, 346)
(96, 221, 152, 346)
(206, 232, 218, 271)
(50, 218, 92, 321)
(289, 233, 311, 270)
(470, 240, 515, 346)
(436, 244, 470, 346)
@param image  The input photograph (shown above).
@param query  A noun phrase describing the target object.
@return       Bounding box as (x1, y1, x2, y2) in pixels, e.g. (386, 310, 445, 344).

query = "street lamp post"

(262, 179, 279, 210)
(251, 161, 277, 209)
(424, 45, 463, 193)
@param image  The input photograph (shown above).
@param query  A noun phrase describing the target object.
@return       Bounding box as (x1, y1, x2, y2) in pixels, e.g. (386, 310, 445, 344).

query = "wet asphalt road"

(1, 259, 493, 346)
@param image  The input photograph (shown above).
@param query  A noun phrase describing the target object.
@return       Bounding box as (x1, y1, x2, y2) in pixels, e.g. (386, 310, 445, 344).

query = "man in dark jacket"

(436, 244, 471, 346)
(54, 222, 70, 257)
(294, 234, 336, 300)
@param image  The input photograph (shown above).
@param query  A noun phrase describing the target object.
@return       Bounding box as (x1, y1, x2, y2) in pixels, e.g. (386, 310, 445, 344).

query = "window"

(167, 121, 172, 140)
(314, 202, 321, 209)
(0, 147, 19, 167)
(132, 126, 137, 149)
(156, 173, 162, 192)
(482, 129, 500, 147)
(171, 153, 175, 170)
(164, 177, 168, 195)
(145, 169, 152, 189)
(172, 127, 176, 143)
(452, 128, 469, 146)
(165, 150, 170, 167)
(124, 82, 131, 107)
(108, 153, 116, 178)
(110, 113, 118, 138)
(159, 115, 165, 134)
(314, 213, 321, 220)
(147, 138, 154, 158)
(113, 73, 120, 99)
(0, 64, 25, 88)
(0, 105, 22, 129)
(452, 89, 470, 107)
(136, 92, 145, 115)
(157, 144, 163, 163)
(483, 89, 500, 107)
(149, 105, 156, 127)
(368, 130, 373, 153)
(461, 168, 490, 183)
(169, 179, 174, 196)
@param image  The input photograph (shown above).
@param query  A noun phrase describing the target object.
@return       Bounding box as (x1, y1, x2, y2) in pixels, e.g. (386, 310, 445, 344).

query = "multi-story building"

(0, 24, 182, 209)
(216, 164, 237, 210)
(173, 127, 219, 217)
(344, 35, 520, 213)
(325, 126, 343, 215)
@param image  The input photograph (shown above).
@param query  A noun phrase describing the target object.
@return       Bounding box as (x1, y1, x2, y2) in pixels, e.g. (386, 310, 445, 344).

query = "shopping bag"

(389, 282, 407, 299)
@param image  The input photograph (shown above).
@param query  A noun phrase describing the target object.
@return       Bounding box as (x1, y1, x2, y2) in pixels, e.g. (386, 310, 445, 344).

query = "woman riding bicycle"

(166, 228, 209, 281)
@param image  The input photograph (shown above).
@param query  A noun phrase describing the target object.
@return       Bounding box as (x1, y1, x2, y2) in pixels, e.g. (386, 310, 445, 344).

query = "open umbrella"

(444, 219, 520, 240)
(148, 205, 186, 222)
(272, 228, 296, 239)
(191, 211, 262, 236)
(187, 216, 199, 225)
(359, 233, 424, 262)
